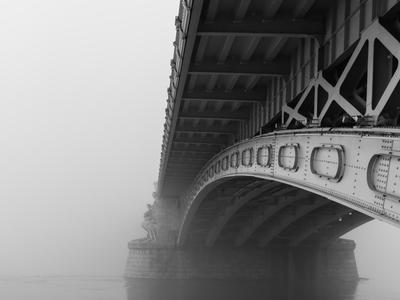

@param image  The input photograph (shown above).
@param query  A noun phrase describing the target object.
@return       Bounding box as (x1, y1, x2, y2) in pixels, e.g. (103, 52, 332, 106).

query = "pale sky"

(0, 0, 399, 278)
(0, 0, 176, 276)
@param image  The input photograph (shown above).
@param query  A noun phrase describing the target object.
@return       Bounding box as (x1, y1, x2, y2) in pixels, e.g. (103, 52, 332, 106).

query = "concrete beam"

(197, 17, 325, 38)
(241, 36, 261, 61)
(264, 37, 287, 60)
(205, 0, 219, 21)
(225, 74, 240, 91)
(293, 0, 317, 17)
(263, 0, 285, 18)
(206, 74, 218, 91)
(167, 162, 204, 168)
(189, 60, 289, 76)
(234, 0, 252, 21)
(164, 175, 197, 181)
(179, 110, 249, 121)
(194, 36, 209, 63)
(169, 150, 214, 157)
(175, 124, 238, 135)
(172, 144, 221, 153)
(163, 176, 193, 181)
(174, 136, 228, 145)
(183, 89, 266, 103)
(165, 170, 199, 176)
(244, 75, 260, 91)
(263, 0, 316, 65)
(218, 36, 235, 63)
(168, 157, 208, 163)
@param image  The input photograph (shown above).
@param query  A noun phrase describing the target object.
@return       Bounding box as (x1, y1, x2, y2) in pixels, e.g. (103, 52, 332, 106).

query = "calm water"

(1, 276, 400, 300)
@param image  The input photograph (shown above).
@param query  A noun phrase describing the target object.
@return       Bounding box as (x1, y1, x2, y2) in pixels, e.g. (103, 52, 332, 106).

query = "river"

(1, 276, 399, 300)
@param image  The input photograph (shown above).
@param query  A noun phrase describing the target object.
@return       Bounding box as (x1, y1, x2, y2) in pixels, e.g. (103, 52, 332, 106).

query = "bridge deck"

(159, 0, 400, 198)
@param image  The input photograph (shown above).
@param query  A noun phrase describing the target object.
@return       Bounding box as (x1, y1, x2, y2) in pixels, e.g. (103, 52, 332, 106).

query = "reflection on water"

(0, 276, 125, 300)
(1, 276, 400, 300)
(125, 278, 400, 300)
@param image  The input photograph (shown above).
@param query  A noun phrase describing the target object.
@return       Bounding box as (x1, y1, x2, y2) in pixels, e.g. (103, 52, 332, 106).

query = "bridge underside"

(160, 0, 331, 197)
(126, 0, 400, 281)
(160, 0, 400, 198)
(185, 177, 372, 248)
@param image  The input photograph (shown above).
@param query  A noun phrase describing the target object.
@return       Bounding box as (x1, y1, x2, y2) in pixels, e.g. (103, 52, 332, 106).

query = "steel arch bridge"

(177, 127, 400, 247)
(150, 1, 400, 249)
(152, 0, 400, 246)
(126, 0, 400, 282)
(168, 9, 400, 247)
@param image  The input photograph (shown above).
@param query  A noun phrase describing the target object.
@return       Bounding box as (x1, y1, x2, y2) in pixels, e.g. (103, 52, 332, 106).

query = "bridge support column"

(286, 239, 358, 281)
(318, 239, 359, 281)
(125, 239, 359, 281)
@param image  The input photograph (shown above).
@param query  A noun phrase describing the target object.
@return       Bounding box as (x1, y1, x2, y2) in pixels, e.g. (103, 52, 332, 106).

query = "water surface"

(1, 276, 400, 300)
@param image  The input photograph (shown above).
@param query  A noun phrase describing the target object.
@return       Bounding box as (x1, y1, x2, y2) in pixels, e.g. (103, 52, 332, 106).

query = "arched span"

(177, 127, 400, 246)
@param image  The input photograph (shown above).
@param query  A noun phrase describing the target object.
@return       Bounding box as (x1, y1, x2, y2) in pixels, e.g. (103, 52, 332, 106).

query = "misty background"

(0, 0, 399, 279)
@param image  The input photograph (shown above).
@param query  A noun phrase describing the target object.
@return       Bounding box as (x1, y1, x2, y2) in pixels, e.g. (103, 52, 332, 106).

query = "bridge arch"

(177, 128, 400, 246)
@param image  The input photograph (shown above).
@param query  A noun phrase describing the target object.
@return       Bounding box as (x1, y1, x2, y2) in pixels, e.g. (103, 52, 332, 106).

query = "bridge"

(126, 0, 400, 281)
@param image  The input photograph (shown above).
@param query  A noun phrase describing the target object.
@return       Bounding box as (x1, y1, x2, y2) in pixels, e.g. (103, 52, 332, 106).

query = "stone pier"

(125, 197, 359, 281)
(125, 238, 358, 281)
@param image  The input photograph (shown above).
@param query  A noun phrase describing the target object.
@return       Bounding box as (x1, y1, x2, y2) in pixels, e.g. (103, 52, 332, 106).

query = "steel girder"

(177, 127, 400, 246)
(282, 19, 400, 127)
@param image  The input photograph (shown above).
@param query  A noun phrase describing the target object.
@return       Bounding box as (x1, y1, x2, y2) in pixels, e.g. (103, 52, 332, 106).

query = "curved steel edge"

(177, 127, 400, 246)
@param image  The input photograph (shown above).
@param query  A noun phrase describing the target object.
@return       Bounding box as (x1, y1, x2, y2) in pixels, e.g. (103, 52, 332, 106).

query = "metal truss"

(282, 19, 400, 128)
(177, 127, 400, 246)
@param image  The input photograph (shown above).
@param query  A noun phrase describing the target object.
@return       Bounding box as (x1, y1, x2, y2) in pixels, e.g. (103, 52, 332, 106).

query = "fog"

(0, 0, 176, 276)
(0, 0, 399, 279)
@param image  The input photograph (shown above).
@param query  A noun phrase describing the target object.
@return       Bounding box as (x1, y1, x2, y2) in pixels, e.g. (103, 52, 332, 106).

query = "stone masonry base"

(125, 238, 358, 281)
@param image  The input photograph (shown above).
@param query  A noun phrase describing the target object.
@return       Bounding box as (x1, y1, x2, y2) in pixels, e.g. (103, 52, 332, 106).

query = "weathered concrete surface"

(125, 238, 358, 281)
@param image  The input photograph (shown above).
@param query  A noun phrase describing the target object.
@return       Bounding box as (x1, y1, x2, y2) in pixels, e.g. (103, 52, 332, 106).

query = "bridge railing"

(159, 0, 193, 186)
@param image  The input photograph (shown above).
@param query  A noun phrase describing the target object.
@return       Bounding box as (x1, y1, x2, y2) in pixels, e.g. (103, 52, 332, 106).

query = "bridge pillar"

(285, 239, 358, 281)
(125, 238, 359, 281)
